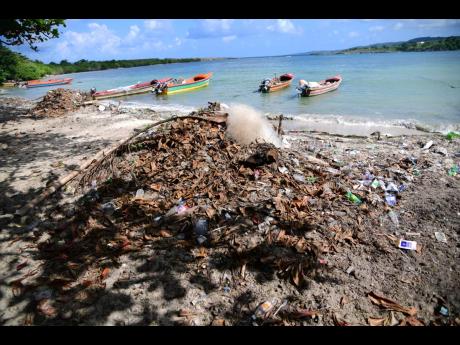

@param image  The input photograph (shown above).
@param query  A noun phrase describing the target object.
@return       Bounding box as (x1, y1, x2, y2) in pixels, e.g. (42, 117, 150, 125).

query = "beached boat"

(92, 78, 172, 100)
(154, 73, 212, 95)
(297, 75, 342, 97)
(258, 73, 294, 93)
(1, 81, 16, 87)
(26, 78, 73, 88)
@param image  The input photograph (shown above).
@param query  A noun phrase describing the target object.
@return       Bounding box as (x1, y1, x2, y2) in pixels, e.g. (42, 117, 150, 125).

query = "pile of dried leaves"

(30, 88, 90, 117)
(42, 113, 398, 290)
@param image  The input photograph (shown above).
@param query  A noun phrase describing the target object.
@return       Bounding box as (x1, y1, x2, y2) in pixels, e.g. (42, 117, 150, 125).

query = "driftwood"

(15, 114, 227, 217)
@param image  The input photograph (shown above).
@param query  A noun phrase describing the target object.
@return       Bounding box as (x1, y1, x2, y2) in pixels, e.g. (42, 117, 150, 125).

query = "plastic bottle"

(388, 211, 399, 227)
(252, 301, 275, 320)
(346, 191, 362, 205)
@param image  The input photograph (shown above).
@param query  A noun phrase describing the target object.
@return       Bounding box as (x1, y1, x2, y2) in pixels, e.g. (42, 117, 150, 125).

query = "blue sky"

(11, 19, 460, 62)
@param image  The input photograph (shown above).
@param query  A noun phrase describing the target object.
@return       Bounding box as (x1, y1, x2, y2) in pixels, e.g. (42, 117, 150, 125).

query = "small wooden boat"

(26, 78, 73, 88)
(258, 73, 294, 93)
(1, 81, 16, 87)
(154, 73, 212, 95)
(92, 77, 172, 100)
(297, 75, 342, 97)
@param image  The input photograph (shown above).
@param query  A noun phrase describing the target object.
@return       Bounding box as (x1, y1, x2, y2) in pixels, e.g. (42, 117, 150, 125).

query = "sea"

(2, 51, 460, 133)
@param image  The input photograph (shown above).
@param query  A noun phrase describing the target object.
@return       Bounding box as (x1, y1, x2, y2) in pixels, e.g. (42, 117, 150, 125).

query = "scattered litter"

(398, 239, 417, 251)
(448, 164, 458, 176)
(434, 232, 447, 243)
(438, 306, 449, 316)
(446, 131, 460, 141)
(293, 174, 305, 183)
(422, 140, 433, 150)
(346, 191, 362, 205)
(388, 211, 399, 227)
(385, 193, 397, 207)
(135, 189, 145, 199)
(252, 301, 275, 320)
(278, 166, 288, 174)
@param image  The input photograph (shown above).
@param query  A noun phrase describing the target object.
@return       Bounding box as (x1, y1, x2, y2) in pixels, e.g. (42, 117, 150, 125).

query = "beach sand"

(0, 97, 459, 325)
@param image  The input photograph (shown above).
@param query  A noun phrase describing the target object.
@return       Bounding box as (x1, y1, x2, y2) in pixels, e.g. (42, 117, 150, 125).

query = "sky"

(10, 19, 460, 63)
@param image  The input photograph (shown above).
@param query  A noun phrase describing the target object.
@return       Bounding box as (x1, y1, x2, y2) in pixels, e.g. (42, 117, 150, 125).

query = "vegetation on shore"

(337, 36, 460, 54)
(304, 36, 460, 56)
(0, 46, 201, 83)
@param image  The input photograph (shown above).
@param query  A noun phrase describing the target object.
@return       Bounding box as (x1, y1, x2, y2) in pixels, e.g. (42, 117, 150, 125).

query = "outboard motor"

(296, 79, 308, 96)
(154, 82, 168, 94)
(259, 78, 271, 92)
(90, 87, 97, 96)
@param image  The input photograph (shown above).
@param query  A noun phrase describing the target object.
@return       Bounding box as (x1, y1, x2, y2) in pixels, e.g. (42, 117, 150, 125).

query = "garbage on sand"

(398, 239, 417, 251)
(434, 232, 447, 243)
(30, 88, 91, 117)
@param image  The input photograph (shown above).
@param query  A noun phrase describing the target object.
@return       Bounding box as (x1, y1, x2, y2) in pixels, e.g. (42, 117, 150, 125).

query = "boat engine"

(259, 78, 271, 92)
(296, 79, 308, 95)
(154, 82, 168, 94)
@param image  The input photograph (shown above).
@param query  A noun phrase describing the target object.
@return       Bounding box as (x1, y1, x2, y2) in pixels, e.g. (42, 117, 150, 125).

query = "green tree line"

(338, 36, 460, 54)
(0, 46, 201, 83)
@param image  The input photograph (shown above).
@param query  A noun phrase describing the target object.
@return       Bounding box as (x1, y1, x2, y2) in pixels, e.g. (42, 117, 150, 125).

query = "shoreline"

(2, 95, 456, 137)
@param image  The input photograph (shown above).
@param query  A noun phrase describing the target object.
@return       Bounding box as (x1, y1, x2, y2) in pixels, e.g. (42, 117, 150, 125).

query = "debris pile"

(30, 88, 91, 117)
(22, 107, 459, 325)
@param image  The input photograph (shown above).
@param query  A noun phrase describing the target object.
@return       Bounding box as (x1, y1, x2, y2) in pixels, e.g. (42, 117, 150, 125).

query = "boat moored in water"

(154, 73, 212, 95)
(258, 73, 294, 93)
(26, 78, 73, 88)
(297, 75, 342, 97)
(92, 77, 172, 100)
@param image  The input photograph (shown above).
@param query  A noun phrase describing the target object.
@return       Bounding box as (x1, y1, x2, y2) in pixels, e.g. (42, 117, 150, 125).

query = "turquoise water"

(3, 51, 460, 130)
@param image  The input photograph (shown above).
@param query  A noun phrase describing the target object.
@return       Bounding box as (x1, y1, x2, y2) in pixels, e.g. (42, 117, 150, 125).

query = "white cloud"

(125, 25, 140, 42)
(267, 19, 302, 34)
(222, 35, 237, 43)
(393, 22, 404, 30)
(143, 20, 173, 33)
(64, 23, 122, 56)
(348, 31, 360, 38)
(333, 30, 339, 35)
(369, 25, 385, 32)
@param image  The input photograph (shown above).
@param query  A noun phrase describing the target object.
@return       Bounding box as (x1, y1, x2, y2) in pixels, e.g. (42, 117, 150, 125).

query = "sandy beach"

(0, 95, 459, 326)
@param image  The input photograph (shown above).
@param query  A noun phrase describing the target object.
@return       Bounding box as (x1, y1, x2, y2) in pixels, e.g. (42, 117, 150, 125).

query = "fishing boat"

(258, 73, 294, 93)
(92, 77, 172, 100)
(26, 78, 73, 88)
(1, 81, 16, 87)
(154, 73, 212, 95)
(297, 75, 342, 97)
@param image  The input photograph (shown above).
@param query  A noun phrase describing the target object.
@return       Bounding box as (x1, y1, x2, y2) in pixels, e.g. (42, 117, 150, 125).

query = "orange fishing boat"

(26, 78, 73, 88)
(258, 73, 294, 93)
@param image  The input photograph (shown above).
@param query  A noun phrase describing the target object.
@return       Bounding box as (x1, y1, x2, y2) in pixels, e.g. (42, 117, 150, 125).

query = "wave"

(284, 113, 460, 134)
(99, 100, 196, 114)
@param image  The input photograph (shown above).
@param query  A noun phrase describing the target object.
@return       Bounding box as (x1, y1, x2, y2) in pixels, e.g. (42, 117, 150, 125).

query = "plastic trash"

(388, 211, 399, 227)
(223, 286, 231, 293)
(398, 239, 417, 251)
(135, 189, 145, 199)
(278, 166, 288, 174)
(448, 164, 458, 176)
(101, 202, 116, 215)
(370, 179, 380, 188)
(194, 219, 208, 236)
(293, 174, 305, 183)
(385, 193, 397, 206)
(422, 140, 433, 150)
(446, 131, 460, 140)
(386, 182, 399, 193)
(346, 191, 362, 205)
(252, 301, 275, 320)
(439, 306, 449, 316)
(196, 235, 207, 245)
(165, 200, 188, 218)
(398, 184, 407, 193)
(434, 232, 447, 243)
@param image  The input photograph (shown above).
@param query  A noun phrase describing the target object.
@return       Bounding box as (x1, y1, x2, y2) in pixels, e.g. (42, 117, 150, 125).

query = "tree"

(0, 19, 66, 51)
